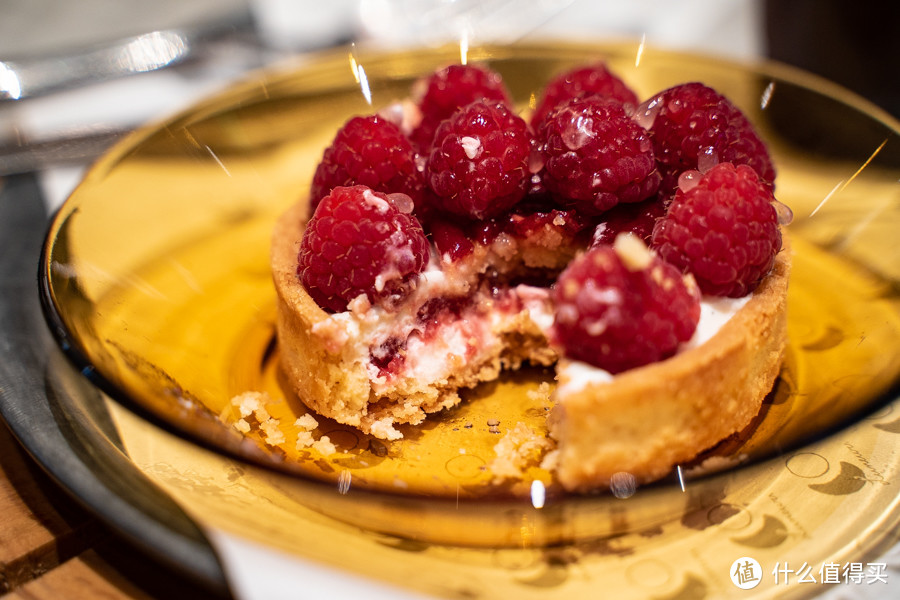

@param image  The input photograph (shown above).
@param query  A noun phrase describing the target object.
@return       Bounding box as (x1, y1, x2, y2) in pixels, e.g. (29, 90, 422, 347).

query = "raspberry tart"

(271, 60, 791, 492)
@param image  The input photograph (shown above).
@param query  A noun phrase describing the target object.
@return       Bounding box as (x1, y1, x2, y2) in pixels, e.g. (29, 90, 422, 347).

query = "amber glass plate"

(40, 41, 900, 596)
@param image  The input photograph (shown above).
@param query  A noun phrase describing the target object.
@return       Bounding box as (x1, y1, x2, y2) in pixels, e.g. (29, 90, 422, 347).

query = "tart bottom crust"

(272, 199, 791, 490)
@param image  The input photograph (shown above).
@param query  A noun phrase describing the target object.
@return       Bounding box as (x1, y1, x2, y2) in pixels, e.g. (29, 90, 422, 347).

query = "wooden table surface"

(0, 173, 231, 599)
(0, 417, 226, 599)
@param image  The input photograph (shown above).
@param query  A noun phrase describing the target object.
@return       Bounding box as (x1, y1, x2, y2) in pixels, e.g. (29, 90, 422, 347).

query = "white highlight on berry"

(584, 316, 610, 337)
(591, 287, 624, 307)
(562, 110, 595, 150)
(591, 222, 608, 246)
(362, 189, 391, 213)
(614, 233, 653, 271)
(460, 136, 482, 160)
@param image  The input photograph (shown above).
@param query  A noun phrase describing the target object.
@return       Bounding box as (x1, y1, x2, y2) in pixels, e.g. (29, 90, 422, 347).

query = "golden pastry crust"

(548, 239, 791, 492)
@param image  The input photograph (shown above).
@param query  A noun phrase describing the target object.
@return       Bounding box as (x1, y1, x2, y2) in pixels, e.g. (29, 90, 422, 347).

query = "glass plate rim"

(37, 40, 900, 510)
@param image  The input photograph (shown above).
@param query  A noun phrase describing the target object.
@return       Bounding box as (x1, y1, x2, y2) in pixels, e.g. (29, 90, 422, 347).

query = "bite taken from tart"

(271, 60, 792, 493)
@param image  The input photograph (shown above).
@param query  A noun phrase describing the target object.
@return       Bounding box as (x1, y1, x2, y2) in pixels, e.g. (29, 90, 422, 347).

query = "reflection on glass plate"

(39, 42, 900, 596)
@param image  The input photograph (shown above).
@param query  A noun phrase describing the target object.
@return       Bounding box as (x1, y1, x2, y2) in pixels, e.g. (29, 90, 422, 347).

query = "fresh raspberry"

(591, 194, 669, 247)
(536, 96, 661, 215)
(644, 82, 776, 193)
(411, 64, 512, 151)
(651, 163, 782, 297)
(551, 235, 700, 373)
(309, 115, 424, 216)
(429, 217, 474, 262)
(503, 200, 593, 241)
(425, 100, 531, 220)
(298, 185, 429, 312)
(428, 201, 592, 263)
(531, 63, 639, 128)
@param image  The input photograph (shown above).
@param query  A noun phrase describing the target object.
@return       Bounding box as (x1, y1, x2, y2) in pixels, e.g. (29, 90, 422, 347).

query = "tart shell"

(273, 197, 790, 490)
(549, 239, 791, 492)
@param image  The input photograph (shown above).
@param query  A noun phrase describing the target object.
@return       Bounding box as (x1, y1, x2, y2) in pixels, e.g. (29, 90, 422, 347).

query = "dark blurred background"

(765, 0, 900, 119)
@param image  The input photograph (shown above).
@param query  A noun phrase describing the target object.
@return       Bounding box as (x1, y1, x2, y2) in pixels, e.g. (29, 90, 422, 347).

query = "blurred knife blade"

(1, 31, 197, 101)
(0, 128, 126, 176)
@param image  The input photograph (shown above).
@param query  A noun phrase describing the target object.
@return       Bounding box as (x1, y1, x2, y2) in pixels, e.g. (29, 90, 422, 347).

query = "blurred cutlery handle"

(0, 128, 125, 176)
(1, 31, 197, 101)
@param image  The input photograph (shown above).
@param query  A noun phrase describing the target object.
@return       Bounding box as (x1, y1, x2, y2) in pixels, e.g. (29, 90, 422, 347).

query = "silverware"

(0, 128, 126, 177)
(0, 0, 578, 177)
(1, 31, 195, 102)
(0, 18, 268, 176)
(0, 0, 260, 103)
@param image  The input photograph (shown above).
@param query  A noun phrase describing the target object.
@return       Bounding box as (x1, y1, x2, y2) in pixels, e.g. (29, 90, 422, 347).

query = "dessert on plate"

(271, 61, 791, 492)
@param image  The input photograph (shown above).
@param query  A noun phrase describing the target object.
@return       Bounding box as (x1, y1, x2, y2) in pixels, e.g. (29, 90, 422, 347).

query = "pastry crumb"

(260, 419, 285, 445)
(232, 391, 270, 420)
(293, 413, 337, 455)
(489, 422, 555, 483)
(540, 448, 559, 472)
(312, 436, 337, 456)
(228, 391, 284, 446)
(526, 382, 553, 404)
(295, 414, 319, 430)
(296, 429, 315, 449)
(225, 393, 337, 455)
(297, 430, 337, 456)
(369, 418, 403, 441)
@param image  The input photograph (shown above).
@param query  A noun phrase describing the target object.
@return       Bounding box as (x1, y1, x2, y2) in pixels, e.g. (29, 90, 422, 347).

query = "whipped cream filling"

(312, 250, 513, 393)
(683, 295, 750, 349)
(556, 294, 750, 395)
(362, 288, 527, 392)
(311, 232, 750, 398)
